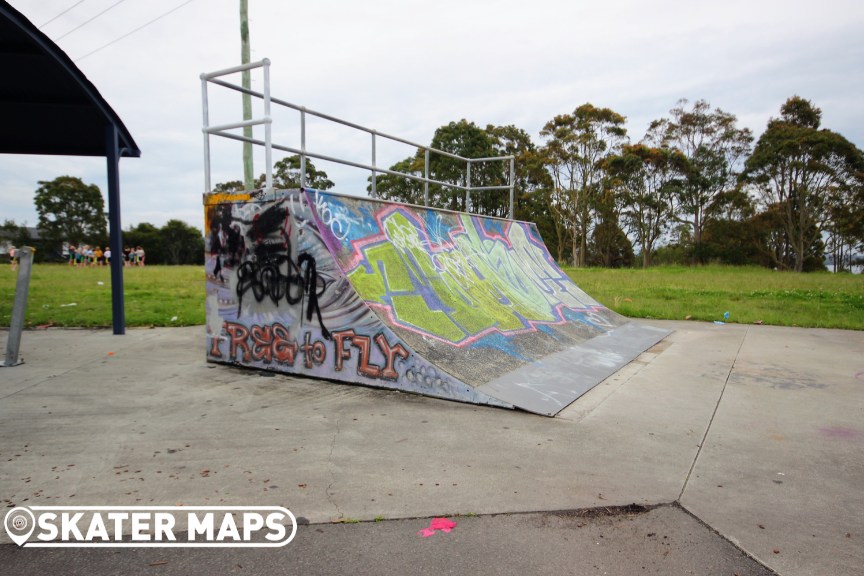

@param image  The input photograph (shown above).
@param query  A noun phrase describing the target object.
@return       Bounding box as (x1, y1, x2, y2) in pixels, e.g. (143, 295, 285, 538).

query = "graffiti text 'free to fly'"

(211, 322, 409, 381)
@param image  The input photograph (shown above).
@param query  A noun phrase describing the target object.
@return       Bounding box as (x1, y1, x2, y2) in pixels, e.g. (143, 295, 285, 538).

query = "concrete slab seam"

(675, 501, 780, 575)
(678, 326, 750, 501)
(0, 364, 84, 401)
(325, 416, 343, 520)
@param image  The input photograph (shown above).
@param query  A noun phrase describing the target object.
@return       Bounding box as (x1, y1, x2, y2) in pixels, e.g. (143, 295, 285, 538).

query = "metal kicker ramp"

(204, 188, 669, 416)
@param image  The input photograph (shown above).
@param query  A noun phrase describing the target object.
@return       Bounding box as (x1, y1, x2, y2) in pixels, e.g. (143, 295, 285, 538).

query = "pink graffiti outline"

(470, 217, 514, 250)
(337, 204, 467, 272)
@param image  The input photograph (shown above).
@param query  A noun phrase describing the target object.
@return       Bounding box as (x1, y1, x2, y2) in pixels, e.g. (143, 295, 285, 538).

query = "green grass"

(1, 263, 862, 330)
(0, 264, 206, 328)
(564, 265, 864, 330)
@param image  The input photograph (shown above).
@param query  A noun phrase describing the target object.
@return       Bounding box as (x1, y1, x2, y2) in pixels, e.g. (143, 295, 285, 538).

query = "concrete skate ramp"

(204, 188, 669, 416)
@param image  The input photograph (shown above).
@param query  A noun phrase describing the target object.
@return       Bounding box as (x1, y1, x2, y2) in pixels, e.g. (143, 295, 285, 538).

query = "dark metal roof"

(0, 1, 141, 158)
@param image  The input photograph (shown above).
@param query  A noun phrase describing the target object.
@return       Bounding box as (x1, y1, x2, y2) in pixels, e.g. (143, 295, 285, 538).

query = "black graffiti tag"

(235, 253, 331, 338)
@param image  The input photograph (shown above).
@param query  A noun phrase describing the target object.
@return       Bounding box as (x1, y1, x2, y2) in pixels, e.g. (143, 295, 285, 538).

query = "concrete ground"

(1, 320, 862, 575)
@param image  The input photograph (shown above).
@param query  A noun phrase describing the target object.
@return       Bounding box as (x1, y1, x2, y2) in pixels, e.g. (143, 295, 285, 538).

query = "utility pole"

(240, 0, 253, 190)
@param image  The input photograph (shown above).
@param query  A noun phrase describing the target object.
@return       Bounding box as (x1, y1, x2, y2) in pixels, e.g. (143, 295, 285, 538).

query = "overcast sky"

(4, 0, 863, 232)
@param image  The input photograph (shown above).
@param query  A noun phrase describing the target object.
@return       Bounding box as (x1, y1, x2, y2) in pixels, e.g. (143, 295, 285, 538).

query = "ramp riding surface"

(204, 188, 668, 415)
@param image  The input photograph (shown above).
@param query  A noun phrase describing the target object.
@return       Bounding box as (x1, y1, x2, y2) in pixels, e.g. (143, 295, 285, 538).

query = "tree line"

(369, 96, 864, 273)
(3, 176, 203, 265)
(7, 96, 861, 272)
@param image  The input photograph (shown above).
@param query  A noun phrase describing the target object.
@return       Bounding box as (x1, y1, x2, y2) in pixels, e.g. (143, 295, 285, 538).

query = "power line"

(55, 0, 131, 41)
(74, 0, 195, 62)
(39, 0, 88, 29)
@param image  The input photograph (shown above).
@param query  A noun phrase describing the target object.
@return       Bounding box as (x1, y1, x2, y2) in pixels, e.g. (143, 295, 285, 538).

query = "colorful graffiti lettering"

(332, 329, 409, 380)
(210, 321, 410, 382)
(343, 207, 603, 346)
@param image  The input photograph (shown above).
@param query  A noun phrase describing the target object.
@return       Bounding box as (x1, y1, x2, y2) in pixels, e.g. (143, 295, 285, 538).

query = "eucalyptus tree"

(647, 99, 753, 262)
(744, 96, 864, 272)
(540, 104, 628, 266)
(604, 144, 687, 267)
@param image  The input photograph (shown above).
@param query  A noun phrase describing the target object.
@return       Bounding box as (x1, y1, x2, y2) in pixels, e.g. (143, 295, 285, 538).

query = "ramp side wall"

(202, 189, 510, 407)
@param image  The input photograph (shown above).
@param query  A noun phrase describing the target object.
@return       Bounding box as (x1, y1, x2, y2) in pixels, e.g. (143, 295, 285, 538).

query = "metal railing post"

(509, 157, 515, 220)
(2, 247, 34, 367)
(371, 130, 377, 198)
(424, 149, 430, 207)
(263, 58, 273, 193)
(300, 107, 307, 188)
(466, 161, 472, 213)
(200, 74, 211, 193)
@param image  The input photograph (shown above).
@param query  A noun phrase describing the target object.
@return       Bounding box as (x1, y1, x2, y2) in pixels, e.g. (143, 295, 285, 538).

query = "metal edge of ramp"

(476, 323, 672, 416)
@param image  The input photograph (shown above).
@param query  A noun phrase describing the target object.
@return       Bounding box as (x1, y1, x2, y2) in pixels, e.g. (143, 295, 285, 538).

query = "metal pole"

(371, 130, 377, 198)
(509, 157, 515, 220)
(466, 161, 472, 213)
(240, 0, 254, 190)
(262, 58, 272, 193)
(424, 149, 430, 207)
(300, 107, 307, 188)
(200, 74, 211, 193)
(106, 124, 125, 335)
(2, 247, 34, 366)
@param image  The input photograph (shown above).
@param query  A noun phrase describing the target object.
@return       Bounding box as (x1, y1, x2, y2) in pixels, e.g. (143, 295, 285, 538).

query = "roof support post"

(106, 123, 125, 335)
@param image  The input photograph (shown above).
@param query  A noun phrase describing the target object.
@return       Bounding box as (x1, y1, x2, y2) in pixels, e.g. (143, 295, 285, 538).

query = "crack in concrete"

(325, 416, 343, 520)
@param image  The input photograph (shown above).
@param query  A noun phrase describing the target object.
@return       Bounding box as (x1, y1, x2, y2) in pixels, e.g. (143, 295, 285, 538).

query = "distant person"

(68, 245, 77, 267)
(135, 246, 146, 267)
(123, 246, 132, 267)
(105, 247, 111, 265)
(93, 246, 103, 267)
(9, 245, 17, 271)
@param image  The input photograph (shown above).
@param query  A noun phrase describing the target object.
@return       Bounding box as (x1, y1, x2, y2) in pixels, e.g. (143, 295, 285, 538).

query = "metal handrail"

(201, 59, 516, 218)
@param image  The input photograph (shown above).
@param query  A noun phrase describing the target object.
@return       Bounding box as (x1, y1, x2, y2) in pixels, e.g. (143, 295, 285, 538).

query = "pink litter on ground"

(418, 517, 457, 537)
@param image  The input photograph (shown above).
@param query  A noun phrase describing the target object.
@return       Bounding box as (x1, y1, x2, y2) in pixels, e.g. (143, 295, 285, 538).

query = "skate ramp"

(204, 188, 669, 416)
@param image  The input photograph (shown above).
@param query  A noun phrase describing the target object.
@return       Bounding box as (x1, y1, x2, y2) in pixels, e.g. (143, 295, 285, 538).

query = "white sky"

(3, 0, 863, 232)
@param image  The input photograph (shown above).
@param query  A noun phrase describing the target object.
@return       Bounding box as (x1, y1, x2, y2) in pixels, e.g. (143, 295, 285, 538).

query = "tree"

(647, 99, 753, 263)
(371, 156, 425, 206)
(124, 223, 162, 263)
(123, 221, 205, 265)
(1, 219, 31, 248)
(825, 184, 864, 272)
(604, 144, 686, 267)
(743, 96, 864, 272)
(255, 155, 334, 190)
(588, 201, 634, 268)
(372, 121, 516, 218)
(426, 120, 505, 215)
(34, 176, 107, 250)
(211, 180, 246, 193)
(540, 104, 628, 266)
(161, 220, 205, 265)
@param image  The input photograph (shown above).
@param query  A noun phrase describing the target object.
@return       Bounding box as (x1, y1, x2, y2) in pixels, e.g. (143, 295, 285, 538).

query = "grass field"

(564, 265, 864, 330)
(1, 264, 862, 330)
(0, 264, 204, 328)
